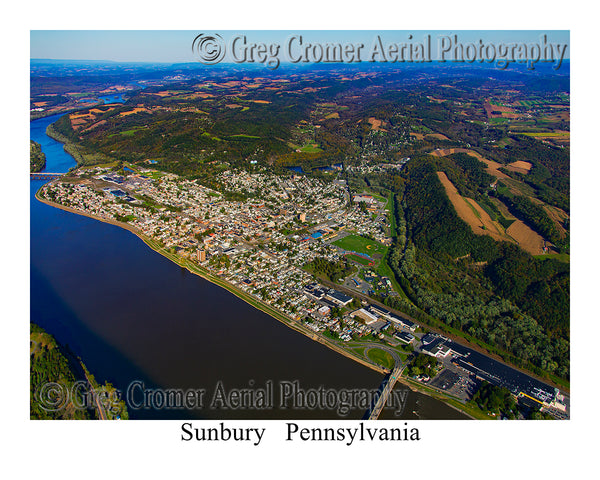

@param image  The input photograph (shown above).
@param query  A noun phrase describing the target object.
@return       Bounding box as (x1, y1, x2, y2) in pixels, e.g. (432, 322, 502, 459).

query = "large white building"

(352, 308, 378, 325)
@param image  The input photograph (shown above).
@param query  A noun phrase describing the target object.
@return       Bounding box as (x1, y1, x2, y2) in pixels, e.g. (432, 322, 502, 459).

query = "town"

(38, 162, 568, 419)
(39, 163, 394, 331)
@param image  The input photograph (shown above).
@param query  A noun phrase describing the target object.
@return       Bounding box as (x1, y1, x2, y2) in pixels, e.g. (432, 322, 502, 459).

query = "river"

(30, 113, 468, 420)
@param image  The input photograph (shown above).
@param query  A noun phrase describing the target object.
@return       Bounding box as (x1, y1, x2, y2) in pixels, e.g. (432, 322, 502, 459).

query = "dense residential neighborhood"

(39, 165, 397, 341)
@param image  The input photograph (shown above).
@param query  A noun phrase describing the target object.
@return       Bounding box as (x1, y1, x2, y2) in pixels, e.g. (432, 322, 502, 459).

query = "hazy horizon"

(31, 30, 570, 64)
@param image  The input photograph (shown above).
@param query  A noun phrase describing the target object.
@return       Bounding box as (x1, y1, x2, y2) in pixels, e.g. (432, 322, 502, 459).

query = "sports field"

(332, 234, 387, 257)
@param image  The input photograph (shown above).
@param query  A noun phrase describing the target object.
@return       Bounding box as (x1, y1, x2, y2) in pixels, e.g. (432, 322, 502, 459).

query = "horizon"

(31, 31, 570, 65)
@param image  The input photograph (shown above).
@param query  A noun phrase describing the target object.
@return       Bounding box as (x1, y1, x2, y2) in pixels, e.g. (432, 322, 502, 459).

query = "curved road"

(333, 339, 405, 373)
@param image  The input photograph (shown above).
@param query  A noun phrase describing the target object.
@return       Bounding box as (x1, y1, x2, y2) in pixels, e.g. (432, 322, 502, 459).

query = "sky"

(30, 30, 570, 64)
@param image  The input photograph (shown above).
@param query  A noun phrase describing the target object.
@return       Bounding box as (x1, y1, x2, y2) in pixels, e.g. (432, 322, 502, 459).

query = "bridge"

(30, 172, 62, 180)
(366, 365, 403, 420)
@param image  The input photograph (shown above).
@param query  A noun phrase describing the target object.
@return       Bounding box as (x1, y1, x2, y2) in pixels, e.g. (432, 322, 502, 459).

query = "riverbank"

(45, 122, 112, 167)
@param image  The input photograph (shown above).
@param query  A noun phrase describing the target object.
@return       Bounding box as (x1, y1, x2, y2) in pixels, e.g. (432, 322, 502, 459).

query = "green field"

(347, 253, 374, 266)
(517, 132, 568, 138)
(299, 143, 323, 153)
(366, 348, 395, 370)
(108, 127, 144, 138)
(534, 253, 570, 263)
(333, 234, 387, 257)
(229, 134, 260, 139)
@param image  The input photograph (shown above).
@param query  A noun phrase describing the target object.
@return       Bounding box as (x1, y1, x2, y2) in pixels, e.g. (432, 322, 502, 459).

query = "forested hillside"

(385, 158, 569, 379)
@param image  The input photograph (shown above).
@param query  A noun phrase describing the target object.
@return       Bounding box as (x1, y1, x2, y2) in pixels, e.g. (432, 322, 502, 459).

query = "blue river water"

(30, 114, 468, 420)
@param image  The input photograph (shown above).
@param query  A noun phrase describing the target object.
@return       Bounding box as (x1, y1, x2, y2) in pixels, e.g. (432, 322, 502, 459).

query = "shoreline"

(36, 186, 479, 419)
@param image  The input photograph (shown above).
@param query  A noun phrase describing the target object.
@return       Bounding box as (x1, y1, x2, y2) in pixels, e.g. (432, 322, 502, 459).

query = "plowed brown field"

(506, 220, 546, 255)
(436, 172, 510, 243)
(506, 160, 532, 174)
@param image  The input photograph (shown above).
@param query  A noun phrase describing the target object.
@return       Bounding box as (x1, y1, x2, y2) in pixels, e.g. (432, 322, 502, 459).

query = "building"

(304, 284, 326, 300)
(352, 308, 378, 325)
(421, 333, 438, 345)
(353, 194, 375, 204)
(369, 305, 391, 317)
(299, 212, 306, 222)
(326, 289, 353, 306)
(197, 249, 206, 262)
(400, 317, 416, 331)
(421, 337, 451, 358)
(370, 306, 417, 332)
(394, 331, 415, 344)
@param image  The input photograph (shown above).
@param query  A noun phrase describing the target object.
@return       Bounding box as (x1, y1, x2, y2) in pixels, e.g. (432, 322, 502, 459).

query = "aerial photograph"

(29, 30, 570, 423)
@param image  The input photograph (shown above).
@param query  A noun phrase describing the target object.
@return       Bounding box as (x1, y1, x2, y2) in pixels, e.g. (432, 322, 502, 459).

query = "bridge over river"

(365, 365, 403, 420)
(30, 172, 62, 180)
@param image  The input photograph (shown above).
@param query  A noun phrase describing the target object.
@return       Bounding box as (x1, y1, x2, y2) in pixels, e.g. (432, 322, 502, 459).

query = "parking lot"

(429, 365, 479, 402)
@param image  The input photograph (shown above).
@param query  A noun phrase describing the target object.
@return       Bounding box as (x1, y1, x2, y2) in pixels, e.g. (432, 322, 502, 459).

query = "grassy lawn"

(121, 129, 139, 137)
(366, 348, 395, 370)
(287, 140, 323, 153)
(144, 171, 167, 180)
(351, 346, 365, 357)
(534, 253, 570, 263)
(347, 253, 375, 266)
(361, 192, 387, 204)
(299, 143, 323, 153)
(107, 128, 143, 138)
(201, 132, 222, 142)
(375, 258, 406, 297)
(387, 347, 408, 363)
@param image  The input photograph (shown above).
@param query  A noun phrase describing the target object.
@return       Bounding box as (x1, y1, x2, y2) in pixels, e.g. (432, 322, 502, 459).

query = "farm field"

(430, 148, 512, 180)
(437, 172, 549, 256)
(505, 160, 532, 174)
(515, 130, 570, 145)
(367, 117, 387, 132)
(543, 205, 569, 238)
(506, 219, 547, 255)
(436, 172, 510, 244)
(430, 148, 538, 197)
(426, 133, 449, 140)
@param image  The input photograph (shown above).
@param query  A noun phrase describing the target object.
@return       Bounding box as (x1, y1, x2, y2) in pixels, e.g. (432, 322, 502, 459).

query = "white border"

(5, 1, 596, 478)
